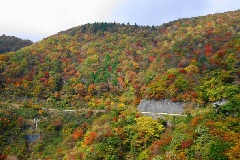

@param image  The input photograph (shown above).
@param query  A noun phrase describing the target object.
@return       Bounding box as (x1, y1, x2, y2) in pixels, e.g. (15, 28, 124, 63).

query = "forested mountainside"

(0, 10, 239, 159)
(0, 34, 33, 54)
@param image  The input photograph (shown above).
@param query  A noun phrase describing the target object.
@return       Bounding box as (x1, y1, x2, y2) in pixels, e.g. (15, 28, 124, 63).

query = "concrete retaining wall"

(137, 99, 185, 114)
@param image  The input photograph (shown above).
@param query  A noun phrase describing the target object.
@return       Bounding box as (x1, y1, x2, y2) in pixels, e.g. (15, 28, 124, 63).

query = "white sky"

(0, 0, 239, 42)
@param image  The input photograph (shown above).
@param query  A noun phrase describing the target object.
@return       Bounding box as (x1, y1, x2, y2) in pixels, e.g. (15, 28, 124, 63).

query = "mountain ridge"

(0, 34, 33, 54)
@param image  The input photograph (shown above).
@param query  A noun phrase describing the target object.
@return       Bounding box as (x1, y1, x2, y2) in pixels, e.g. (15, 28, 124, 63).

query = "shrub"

(190, 116, 203, 127)
(17, 117, 26, 128)
(174, 75, 189, 92)
(51, 118, 63, 130)
(83, 132, 97, 146)
(181, 139, 194, 149)
(16, 107, 38, 119)
(220, 94, 240, 117)
(209, 139, 229, 160)
(149, 136, 172, 156)
(72, 128, 84, 141)
(225, 142, 240, 160)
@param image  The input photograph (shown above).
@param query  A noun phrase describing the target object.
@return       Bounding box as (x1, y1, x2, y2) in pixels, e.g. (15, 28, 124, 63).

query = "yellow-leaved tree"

(131, 116, 164, 153)
(135, 116, 164, 139)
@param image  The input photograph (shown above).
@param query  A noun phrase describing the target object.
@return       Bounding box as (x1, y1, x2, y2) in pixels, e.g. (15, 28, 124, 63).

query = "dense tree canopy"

(0, 34, 33, 54)
(0, 10, 239, 159)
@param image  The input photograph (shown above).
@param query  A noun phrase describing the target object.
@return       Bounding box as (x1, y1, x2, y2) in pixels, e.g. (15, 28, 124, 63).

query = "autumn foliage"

(181, 139, 193, 149)
(0, 9, 239, 160)
(190, 116, 203, 127)
(72, 128, 84, 141)
(83, 132, 97, 146)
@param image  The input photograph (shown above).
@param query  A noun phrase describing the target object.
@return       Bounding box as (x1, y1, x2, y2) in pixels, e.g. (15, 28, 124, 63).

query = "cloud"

(113, 0, 240, 26)
(0, 0, 125, 42)
(0, 0, 239, 42)
(208, 0, 240, 13)
(113, 0, 212, 25)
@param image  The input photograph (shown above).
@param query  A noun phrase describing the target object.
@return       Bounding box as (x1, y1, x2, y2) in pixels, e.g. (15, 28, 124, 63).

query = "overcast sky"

(0, 0, 239, 42)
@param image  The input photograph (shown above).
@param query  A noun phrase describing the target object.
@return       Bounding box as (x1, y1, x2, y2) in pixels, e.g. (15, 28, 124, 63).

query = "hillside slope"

(0, 10, 239, 106)
(0, 10, 239, 159)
